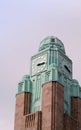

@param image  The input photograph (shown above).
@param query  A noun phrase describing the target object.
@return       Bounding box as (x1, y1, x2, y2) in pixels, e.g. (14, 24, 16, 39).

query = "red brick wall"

(42, 81, 64, 130)
(25, 111, 42, 130)
(24, 93, 31, 115)
(64, 97, 81, 130)
(14, 92, 31, 130)
(64, 114, 78, 130)
(14, 83, 81, 130)
(71, 97, 81, 129)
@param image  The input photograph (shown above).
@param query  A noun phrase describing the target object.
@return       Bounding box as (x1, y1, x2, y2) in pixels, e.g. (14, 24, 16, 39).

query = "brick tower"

(14, 36, 81, 130)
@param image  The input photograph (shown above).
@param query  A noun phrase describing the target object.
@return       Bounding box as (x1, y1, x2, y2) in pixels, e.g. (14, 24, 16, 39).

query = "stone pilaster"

(42, 81, 64, 130)
(14, 92, 31, 130)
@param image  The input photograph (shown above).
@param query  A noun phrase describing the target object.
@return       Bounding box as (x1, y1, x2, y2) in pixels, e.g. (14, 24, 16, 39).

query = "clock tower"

(30, 36, 72, 114)
(14, 36, 81, 130)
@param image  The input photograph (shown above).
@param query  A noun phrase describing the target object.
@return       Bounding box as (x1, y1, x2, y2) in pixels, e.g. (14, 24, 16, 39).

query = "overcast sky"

(0, 0, 81, 130)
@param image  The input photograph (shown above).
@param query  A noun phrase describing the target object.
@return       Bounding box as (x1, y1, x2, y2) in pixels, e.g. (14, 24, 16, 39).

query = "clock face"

(31, 54, 47, 75)
(59, 55, 72, 78)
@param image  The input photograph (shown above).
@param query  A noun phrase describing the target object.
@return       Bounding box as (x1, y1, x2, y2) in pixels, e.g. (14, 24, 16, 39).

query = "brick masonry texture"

(64, 114, 78, 130)
(42, 82, 64, 130)
(71, 97, 81, 130)
(25, 111, 42, 130)
(14, 92, 31, 130)
(14, 82, 81, 130)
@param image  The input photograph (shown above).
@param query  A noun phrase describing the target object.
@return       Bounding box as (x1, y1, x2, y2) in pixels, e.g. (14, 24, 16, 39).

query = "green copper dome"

(39, 36, 65, 54)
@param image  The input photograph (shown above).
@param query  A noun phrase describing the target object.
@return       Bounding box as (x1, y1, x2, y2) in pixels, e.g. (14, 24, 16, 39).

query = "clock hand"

(37, 62, 45, 66)
(64, 65, 71, 73)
